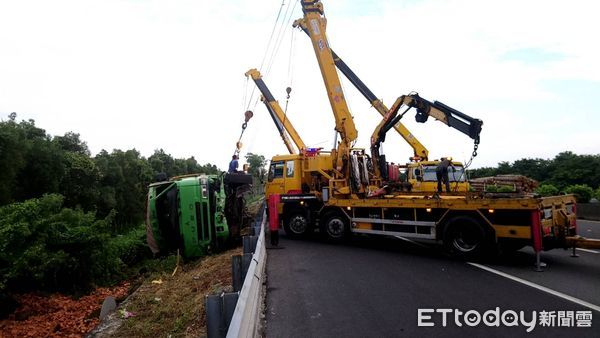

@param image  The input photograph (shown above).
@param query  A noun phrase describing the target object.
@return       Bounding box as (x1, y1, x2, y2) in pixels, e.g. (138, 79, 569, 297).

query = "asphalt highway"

(265, 220, 599, 337)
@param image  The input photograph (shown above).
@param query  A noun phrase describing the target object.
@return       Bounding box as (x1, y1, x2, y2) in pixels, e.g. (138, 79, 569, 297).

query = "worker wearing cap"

(436, 157, 454, 193)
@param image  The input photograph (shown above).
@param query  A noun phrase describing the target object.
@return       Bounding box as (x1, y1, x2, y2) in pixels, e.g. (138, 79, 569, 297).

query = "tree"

(511, 158, 550, 182)
(245, 153, 268, 182)
(535, 184, 559, 197)
(94, 149, 153, 229)
(13, 120, 65, 201)
(564, 184, 594, 203)
(53, 132, 90, 156)
(60, 152, 100, 211)
(0, 115, 28, 204)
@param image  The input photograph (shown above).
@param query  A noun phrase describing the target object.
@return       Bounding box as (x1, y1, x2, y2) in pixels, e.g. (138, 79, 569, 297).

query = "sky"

(1, 0, 599, 171)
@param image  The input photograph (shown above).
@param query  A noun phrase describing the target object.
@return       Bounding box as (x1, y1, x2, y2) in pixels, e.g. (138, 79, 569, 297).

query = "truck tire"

(283, 209, 309, 238)
(321, 211, 349, 242)
(443, 216, 493, 260)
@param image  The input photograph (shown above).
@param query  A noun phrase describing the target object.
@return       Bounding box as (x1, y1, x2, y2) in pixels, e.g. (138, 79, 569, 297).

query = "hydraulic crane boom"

(371, 93, 483, 177)
(293, 0, 357, 175)
(296, 24, 429, 161)
(245, 68, 306, 154)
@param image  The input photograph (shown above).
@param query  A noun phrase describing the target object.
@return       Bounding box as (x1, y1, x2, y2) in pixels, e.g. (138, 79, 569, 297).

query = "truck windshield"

(268, 161, 284, 182)
(420, 166, 466, 182)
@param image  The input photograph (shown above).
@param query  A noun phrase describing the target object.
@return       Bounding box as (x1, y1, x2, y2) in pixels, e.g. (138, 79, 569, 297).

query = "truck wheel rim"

(452, 228, 480, 252)
(327, 218, 344, 238)
(290, 215, 308, 234)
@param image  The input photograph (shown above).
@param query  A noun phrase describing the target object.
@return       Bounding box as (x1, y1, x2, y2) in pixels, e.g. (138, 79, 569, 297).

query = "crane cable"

(451, 138, 480, 192)
(245, 0, 299, 113)
(239, 1, 297, 156)
(282, 22, 297, 135)
(245, 0, 287, 113)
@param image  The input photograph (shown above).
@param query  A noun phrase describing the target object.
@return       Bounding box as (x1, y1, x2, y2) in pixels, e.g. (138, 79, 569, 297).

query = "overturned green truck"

(146, 172, 253, 257)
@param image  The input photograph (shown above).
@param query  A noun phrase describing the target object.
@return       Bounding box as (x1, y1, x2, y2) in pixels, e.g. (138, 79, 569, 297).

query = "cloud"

(0, 0, 598, 170)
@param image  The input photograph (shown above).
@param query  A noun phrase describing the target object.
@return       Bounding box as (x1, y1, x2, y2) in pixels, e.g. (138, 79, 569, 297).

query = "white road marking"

(576, 248, 600, 254)
(394, 236, 430, 249)
(467, 262, 600, 313)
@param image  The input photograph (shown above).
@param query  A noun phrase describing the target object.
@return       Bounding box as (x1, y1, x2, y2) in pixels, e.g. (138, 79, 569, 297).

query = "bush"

(107, 227, 152, 266)
(535, 184, 560, 197)
(564, 184, 594, 203)
(0, 194, 150, 312)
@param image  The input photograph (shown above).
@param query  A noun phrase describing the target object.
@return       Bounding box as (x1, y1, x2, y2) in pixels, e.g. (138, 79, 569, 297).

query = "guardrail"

(578, 203, 600, 221)
(226, 208, 266, 338)
(205, 205, 267, 338)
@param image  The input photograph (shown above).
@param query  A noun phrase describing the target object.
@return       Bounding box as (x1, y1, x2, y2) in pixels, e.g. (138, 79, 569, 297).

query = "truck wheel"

(443, 216, 492, 260)
(283, 210, 309, 238)
(321, 211, 349, 242)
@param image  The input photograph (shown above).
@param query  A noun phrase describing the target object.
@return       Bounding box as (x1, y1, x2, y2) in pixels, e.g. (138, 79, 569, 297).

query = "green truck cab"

(146, 172, 252, 257)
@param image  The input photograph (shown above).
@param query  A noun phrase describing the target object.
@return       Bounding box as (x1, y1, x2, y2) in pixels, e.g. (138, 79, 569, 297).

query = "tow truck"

(263, 0, 600, 266)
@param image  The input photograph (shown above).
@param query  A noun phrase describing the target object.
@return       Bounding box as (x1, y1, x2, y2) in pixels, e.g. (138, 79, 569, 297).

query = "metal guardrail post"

(243, 236, 257, 254)
(206, 293, 240, 338)
(232, 253, 254, 292)
(206, 295, 222, 338)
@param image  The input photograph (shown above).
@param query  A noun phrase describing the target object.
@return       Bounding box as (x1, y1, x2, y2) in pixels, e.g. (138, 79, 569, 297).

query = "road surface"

(265, 220, 599, 337)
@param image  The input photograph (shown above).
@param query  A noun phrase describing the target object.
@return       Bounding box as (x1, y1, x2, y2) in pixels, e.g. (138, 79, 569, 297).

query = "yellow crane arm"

(328, 50, 429, 161)
(371, 93, 483, 177)
(245, 68, 307, 154)
(295, 7, 428, 161)
(293, 0, 358, 149)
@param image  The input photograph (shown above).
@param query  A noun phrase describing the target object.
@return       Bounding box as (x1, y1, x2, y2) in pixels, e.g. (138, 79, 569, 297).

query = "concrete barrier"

(226, 209, 267, 338)
(578, 203, 600, 221)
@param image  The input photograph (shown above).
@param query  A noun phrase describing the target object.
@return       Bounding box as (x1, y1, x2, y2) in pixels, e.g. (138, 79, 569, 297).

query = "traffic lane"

(266, 234, 597, 338)
(577, 220, 600, 240)
(482, 219, 600, 306)
(483, 246, 600, 306)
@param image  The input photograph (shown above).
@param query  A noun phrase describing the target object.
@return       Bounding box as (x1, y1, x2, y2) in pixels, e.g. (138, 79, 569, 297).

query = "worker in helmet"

(436, 157, 454, 193)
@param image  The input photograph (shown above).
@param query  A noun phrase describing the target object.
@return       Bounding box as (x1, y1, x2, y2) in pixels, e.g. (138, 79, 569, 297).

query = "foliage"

(0, 114, 223, 230)
(0, 195, 109, 293)
(0, 194, 151, 314)
(149, 149, 219, 178)
(0, 113, 231, 315)
(485, 185, 514, 193)
(564, 184, 594, 203)
(469, 151, 600, 189)
(535, 184, 560, 197)
(595, 187, 600, 201)
(245, 152, 268, 182)
(95, 149, 154, 228)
